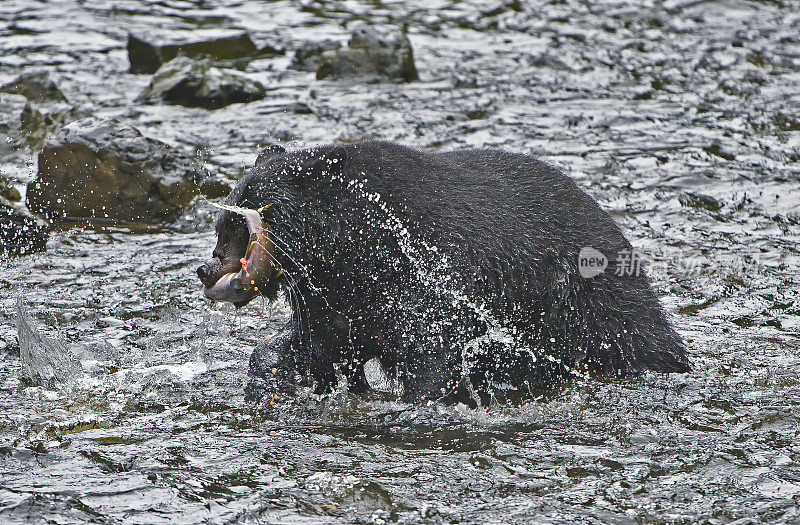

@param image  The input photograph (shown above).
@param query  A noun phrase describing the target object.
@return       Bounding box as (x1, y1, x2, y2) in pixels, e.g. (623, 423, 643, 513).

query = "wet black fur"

(202, 141, 690, 404)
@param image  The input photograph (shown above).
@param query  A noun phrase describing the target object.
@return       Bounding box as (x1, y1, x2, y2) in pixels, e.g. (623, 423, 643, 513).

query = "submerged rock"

(0, 71, 68, 103)
(139, 56, 267, 109)
(127, 32, 259, 74)
(703, 142, 736, 161)
(0, 198, 49, 256)
(27, 117, 213, 223)
(679, 192, 722, 212)
(316, 26, 418, 82)
(290, 40, 342, 71)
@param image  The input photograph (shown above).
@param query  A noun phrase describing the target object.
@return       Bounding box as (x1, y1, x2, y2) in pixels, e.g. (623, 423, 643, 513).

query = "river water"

(1, 0, 799, 523)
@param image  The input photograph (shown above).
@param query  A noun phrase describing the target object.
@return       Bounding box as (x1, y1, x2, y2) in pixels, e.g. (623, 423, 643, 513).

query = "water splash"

(16, 296, 81, 389)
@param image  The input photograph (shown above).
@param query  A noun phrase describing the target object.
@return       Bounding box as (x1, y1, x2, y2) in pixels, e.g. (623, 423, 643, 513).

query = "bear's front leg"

(245, 322, 305, 402)
(304, 304, 377, 395)
(400, 336, 462, 404)
(306, 334, 370, 395)
(305, 308, 353, 395)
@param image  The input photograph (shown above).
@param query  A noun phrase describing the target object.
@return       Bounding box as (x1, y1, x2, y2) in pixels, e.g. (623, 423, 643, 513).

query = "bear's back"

(337, 141, 632, 265)
(336, 142, 689, 376)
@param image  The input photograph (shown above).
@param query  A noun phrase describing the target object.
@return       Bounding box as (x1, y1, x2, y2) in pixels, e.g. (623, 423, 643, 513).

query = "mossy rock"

(0, 198, 48, 256)
(27, 117, 212, 223)
(0, 177, 21, 202)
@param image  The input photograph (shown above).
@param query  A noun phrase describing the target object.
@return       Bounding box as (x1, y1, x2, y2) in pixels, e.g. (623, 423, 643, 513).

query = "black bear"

(197, 141, 690, 404)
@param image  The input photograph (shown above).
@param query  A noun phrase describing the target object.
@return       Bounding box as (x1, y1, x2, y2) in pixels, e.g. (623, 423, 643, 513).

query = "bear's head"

(196, 143, 347, 307)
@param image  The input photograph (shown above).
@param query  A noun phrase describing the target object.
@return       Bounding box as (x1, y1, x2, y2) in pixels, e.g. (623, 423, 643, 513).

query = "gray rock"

(0, 93, 46, 160)
(127, 32, 259, 74)
(0, 93, 85, 161)
(316, 26, 418, 82)
(290, 40, 342, 71)
(0, 71, 68, 103)
(0, 197, 48, 256)
(27, 117, 213, 223)
(139, 56, 267, 109)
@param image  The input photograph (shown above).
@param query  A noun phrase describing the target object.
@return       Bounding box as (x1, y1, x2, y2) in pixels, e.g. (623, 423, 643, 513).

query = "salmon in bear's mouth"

(203, 203, 278, 305)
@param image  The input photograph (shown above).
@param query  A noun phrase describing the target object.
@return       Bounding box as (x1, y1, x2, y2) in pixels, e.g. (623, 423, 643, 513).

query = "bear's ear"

(255, 144, 287, 167)
(308, 145, 347, 180)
